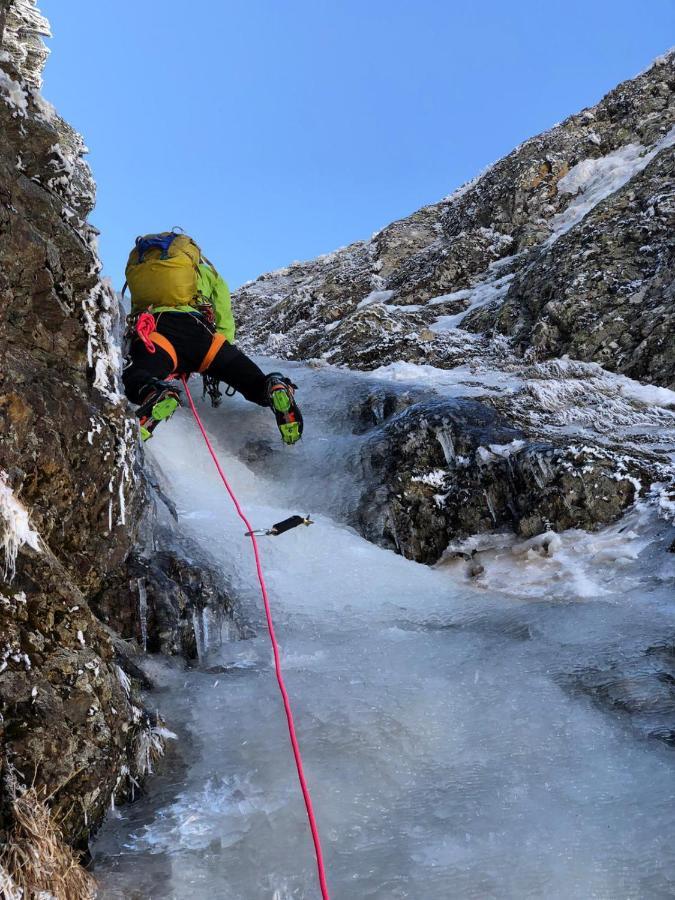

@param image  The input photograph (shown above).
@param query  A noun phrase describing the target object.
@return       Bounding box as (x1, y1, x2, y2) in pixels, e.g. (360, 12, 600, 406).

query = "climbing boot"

(266, 373, 303, 445)
(136, 381, 182, 441)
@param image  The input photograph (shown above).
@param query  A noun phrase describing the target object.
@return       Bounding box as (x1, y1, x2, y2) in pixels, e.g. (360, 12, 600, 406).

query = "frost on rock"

(132, 720, 176, 781)
(0, 4, 55, 128)
(106, 414, 137, 531)
(2, 4, 116, 402)
(0, 0, 50, 90)
(86, 415, 104, 446)
(651, 483, 675, 523)
(0, 471, 40, 581)
(82, 280, 123, 402)
(0, 68, 28, 115)
(0, 1, 153, 882)
(46, 141, 81, 206)
(0, 642, 32, 673)
(115, 665, 131, 696)
(236, 50, 675, 386)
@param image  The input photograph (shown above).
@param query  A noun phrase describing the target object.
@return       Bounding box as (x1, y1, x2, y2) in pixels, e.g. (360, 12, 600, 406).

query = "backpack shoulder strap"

(200, 254, 220, 279)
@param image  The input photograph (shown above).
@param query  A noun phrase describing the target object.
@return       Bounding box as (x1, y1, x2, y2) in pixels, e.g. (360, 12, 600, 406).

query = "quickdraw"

(245, 515, 314, 537)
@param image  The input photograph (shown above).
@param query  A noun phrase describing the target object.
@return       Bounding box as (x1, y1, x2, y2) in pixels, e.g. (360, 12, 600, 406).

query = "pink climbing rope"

(180, 375, 331, 900)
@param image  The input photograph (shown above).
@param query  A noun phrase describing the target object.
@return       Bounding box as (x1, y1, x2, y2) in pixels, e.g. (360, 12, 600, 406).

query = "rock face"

(0, 0, 152, 859)
(92, 526, 236, 659)
(235, 51, 675, 562)
(471, 149, 675, 385)
(235, 51, 675, 385)
(0, 2, 231, 884)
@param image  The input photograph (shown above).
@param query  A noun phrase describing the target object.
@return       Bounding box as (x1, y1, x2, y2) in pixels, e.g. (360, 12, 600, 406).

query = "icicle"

(137, 578, 147, 652)
(192, 608, 208, 663)
(0, 471, 40, 581)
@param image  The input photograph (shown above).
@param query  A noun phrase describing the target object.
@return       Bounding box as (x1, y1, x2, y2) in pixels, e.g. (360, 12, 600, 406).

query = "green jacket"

(150, 264, 236, 343)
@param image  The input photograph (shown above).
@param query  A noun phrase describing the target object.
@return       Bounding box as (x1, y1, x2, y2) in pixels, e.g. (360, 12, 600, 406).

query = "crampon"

(136, 382, 182, 441)
(266, 373, 303, 445)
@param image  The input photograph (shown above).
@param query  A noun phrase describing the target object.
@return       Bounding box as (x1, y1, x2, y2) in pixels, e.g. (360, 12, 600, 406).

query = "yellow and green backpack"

(124, 231, 202, 310)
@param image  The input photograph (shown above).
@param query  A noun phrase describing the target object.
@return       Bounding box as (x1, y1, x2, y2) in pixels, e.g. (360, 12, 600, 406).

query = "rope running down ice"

(180, 374, 331, 899)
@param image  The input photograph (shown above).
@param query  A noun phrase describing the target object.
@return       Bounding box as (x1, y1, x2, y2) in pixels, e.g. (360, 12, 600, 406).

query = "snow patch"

(438, 505, 657, 601)
(357, 289, 395, 310)
(367, 360, 522, 398)
(651, 484, 675, 523)
(550, 126, 675, 240)
(429, 272, 514, 331)
(477, 440, 526, 463)
(411, 470, 447, 488)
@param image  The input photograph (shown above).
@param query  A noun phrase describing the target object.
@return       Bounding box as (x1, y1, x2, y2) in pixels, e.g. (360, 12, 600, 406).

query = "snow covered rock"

(473, 146, 675, 385)
(356, 396, 643, 564)
(0, 0, 50, 90)
(236, 50, 675, 386)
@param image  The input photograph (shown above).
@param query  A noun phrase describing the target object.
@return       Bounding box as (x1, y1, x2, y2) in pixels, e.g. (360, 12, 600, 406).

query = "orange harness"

(149, 331, 227, 374)
(196, 332, 227, 373)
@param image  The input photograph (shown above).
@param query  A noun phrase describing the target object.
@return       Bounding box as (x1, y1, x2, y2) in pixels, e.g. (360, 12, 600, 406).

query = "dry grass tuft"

(0, 773, 96, 900)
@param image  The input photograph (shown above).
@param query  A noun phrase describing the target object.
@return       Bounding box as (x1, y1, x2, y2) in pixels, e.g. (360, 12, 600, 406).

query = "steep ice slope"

(94, 363, 675, 899)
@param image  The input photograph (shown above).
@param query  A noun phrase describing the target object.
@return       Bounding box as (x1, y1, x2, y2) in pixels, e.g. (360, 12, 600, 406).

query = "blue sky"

(41, 0, 672, 291)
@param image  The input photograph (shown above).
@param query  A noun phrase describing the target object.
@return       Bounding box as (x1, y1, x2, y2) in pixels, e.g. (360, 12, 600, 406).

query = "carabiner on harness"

(202, 375, 237, 408)
(202, 374, 223, 408)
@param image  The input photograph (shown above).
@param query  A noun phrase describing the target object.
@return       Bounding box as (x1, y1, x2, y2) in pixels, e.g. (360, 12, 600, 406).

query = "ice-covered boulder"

(355, 396, 643, 564)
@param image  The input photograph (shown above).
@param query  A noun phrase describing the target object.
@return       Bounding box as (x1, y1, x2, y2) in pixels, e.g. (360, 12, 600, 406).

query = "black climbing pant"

(122, 311, 268, 406)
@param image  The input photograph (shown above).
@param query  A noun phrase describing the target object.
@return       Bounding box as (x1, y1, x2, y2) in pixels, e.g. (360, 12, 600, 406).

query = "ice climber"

(121, 231, 302, 444)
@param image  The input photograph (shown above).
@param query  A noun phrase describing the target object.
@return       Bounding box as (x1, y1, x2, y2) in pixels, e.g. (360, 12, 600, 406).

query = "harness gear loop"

(180, 375, 331, 900)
